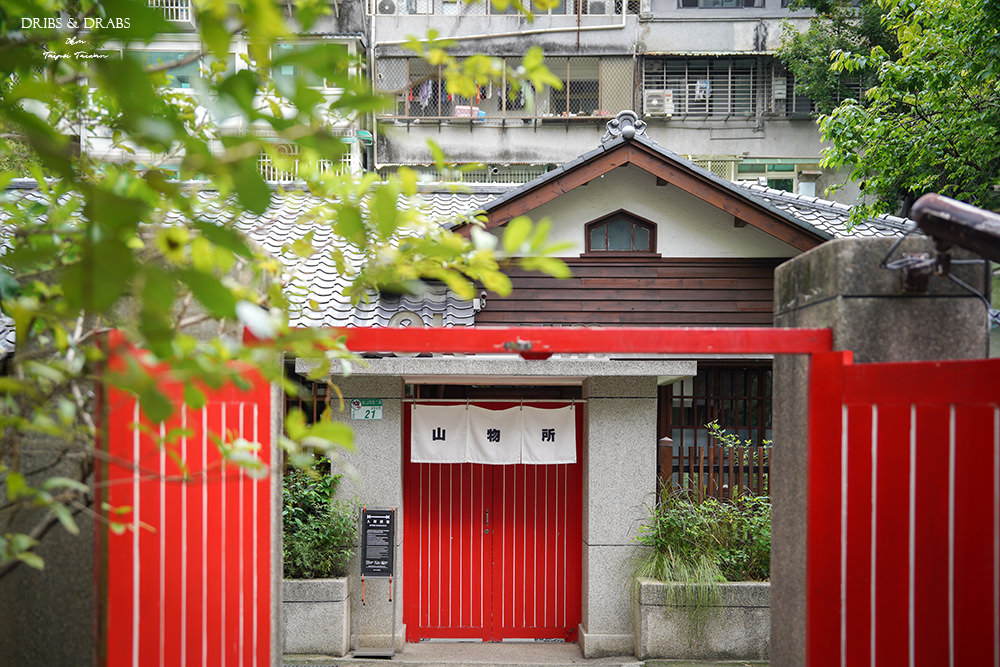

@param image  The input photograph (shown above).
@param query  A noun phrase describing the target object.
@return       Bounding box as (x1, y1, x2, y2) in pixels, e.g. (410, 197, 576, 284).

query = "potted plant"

(282, 463, 357, 656)
(633, 455, 771, 660)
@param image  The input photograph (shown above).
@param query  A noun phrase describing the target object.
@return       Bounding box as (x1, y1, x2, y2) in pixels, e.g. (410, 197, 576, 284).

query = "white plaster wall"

(375, 118, 827, 168)
(528, 164, 798, 257)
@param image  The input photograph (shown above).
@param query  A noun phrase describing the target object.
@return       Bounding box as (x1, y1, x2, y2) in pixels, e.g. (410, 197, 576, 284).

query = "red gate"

(807, 353, 1000, 667)
(97, 334, 273, 666)
(402, 402, 583, 642)
(97, 325, 996, 660)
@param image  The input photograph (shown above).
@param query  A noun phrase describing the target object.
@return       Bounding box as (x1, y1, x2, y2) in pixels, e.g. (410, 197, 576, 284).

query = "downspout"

(369, 0, 381, 170)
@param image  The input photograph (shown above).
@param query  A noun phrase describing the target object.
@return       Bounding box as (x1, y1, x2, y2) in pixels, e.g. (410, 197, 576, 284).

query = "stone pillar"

(328, 376, 404, 652)
(579, 376, 657, 658)
(770, 237, 990, 667)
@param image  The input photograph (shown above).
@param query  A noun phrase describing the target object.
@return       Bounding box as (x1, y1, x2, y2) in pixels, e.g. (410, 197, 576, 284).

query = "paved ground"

(285, 642, 767, 667)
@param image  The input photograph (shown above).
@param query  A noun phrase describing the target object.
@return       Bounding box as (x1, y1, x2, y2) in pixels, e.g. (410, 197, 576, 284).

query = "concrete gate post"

(579, 376, 657, 658)
(770, 237, 990, 667)
(329, 376, 405, 652)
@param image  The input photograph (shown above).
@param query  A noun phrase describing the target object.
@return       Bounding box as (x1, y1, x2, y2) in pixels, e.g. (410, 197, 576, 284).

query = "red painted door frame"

(333, 326, 831, 644)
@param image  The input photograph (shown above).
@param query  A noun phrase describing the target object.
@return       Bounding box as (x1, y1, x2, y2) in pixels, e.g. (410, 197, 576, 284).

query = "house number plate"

(351, 399, 383, 420)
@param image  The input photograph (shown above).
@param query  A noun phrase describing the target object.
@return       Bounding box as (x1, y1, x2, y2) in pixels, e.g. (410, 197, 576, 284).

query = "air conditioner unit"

(644, 89, 674, 117)
(587, 0, 607, 13)
(377, 0, 396, 13)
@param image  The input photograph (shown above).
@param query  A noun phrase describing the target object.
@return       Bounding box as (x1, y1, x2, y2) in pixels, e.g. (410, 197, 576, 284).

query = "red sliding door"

(403, 402, 582, 642)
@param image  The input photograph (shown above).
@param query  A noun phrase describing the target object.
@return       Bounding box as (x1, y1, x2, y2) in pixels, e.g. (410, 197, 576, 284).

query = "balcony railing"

(148, 0, 192, 23)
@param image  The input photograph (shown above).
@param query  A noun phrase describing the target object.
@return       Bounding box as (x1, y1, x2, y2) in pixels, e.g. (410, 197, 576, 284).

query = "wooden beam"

(485, 151, 629, 229)
(324, 325, 835, 356)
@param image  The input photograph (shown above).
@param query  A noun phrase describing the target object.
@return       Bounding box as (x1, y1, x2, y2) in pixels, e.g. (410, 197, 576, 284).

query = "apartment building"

(118, 0, 852, 201)
(82, 0, 369, 177)
(370, 0, 858, 201)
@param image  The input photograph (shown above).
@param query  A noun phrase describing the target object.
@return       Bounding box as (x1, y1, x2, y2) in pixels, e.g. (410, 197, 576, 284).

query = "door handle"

(484, 509, 489, 534)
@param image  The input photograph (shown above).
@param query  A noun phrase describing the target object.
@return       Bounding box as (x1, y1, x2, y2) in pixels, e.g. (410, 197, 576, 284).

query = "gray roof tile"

(735, 182, 911, 238)
(0, 186, 488, 351)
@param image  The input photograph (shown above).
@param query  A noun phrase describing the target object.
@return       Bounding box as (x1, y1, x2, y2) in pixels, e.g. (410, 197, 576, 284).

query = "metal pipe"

(371, 7, 629, 48)
(912, 193, 1000, 263)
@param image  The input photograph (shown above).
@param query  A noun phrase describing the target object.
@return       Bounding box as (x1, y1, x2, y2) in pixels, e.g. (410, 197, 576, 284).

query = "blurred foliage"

(0, 0, 567, 575)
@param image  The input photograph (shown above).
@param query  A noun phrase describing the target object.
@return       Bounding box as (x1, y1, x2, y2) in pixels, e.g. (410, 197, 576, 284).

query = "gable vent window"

(585, 212, 656, 254)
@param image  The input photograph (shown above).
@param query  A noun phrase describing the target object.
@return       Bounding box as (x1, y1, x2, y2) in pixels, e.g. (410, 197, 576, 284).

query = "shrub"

(282, 464, 358, 579)
(635, 488, 771, 583)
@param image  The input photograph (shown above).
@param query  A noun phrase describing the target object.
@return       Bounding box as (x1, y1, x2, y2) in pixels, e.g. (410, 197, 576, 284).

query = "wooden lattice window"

(660, 363, 772, 449)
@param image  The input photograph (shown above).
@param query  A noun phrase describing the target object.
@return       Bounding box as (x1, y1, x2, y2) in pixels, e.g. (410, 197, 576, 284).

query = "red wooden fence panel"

(807, 354, 1000, 667)
(98, 335, 273, 667)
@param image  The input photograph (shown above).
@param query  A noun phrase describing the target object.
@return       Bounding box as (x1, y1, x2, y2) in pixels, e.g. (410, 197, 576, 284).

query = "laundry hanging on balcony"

(410, 404, 576, 465)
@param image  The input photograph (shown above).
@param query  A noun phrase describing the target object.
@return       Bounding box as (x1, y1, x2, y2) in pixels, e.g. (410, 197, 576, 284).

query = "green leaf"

(0, 271, 20, 300)
(372, 184, 400, 239)
(234, 158, 271, 215)
(502, 216, 532, 255)
(5, 471, 29, 501)
(184, 384, 207, 410)
(137, 385, 174, 424)
(519, 256, 571, 279)
(50, 503, 79, 536)
(197, 12, 232, 60)
(62, 239, 137, 312)
(335, 206, 366, 246)
(177, 268, 238, 319)
(195, 221, 254, 259)
(17, 551, 45, 570)
(285, 408, 307, 441)
(304, 418, 355, 451)
(41, 477, 89, 494)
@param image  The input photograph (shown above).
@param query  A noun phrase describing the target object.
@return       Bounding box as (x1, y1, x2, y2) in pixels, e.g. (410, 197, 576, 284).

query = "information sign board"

(361, 507, 395, 577)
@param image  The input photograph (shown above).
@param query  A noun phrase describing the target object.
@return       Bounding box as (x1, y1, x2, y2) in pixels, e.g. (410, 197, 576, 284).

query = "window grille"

(643, 58, 866, 120)
(396, 165, 551, 184)
(679, 0, 763, 7)
(663, 364, 772, 450)
(376, 56, 633, 121)
(148, 0, 192, 22)
(690, 157, 739, 181)
(585, 211, 656, 253)
(643, 57, 760, 119)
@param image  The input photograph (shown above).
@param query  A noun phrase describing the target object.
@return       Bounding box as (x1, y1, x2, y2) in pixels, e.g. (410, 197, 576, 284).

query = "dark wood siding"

(476, 257, 786, 327)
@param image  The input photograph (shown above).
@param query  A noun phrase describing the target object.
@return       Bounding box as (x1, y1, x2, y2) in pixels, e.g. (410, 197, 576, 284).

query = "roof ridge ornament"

(601, 110, 646, 144)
